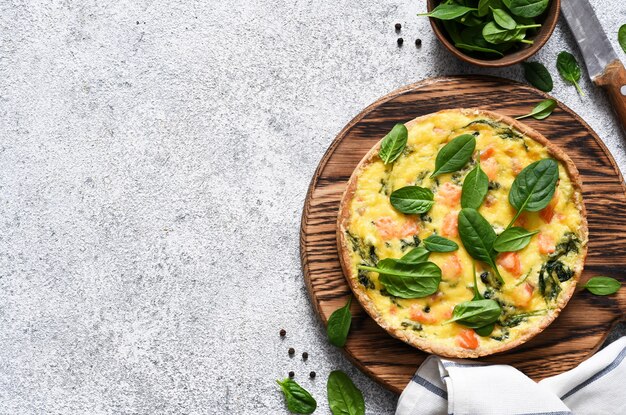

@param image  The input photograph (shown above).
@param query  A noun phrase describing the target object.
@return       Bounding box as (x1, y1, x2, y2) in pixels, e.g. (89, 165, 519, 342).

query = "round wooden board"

(300, 76, 626, 394)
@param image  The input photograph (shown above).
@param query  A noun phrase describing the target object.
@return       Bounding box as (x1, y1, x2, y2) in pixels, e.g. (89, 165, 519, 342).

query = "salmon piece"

(511, 157, 523, 175)
(539, 204, 555, 223)
(482, 157, 498, 180)
(456, 329, 479, 349)
(442, 253, 463, 281)
(540, 189, 559, 223)
(484, 194, 496, 207)
(436, 182, 462, 207)
(497, 252, 522, 277)
(441, 211, 459, 237)
(390, 305, 398, 315)
(514, 213, 528, 228)
(398, 216, 420, 238)
(374, 217, 396, 240)
(538, 233, 556, 254)
(409, 304, 438, 324)
(441, 306, 454, 320)
(480, 145, 495, 161)
(513, 283, 534, 308)
(374, 216, 420, 240)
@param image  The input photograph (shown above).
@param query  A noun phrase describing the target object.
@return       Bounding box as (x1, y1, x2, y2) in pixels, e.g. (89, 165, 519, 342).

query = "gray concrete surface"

(0, 0, 624, 413)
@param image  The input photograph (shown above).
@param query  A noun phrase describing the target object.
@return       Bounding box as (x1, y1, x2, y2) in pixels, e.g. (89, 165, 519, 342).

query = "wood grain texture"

(300, 76, 626, 394)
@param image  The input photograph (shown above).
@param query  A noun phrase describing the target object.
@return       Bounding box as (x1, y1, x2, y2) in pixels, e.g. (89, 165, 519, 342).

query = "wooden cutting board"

(300, 76, 626, 394)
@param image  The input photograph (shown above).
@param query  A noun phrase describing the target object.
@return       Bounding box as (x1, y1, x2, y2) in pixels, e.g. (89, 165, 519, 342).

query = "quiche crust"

(336, 108, 588, 358)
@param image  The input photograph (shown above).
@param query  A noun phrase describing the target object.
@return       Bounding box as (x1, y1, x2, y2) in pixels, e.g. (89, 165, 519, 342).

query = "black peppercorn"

(309, 371, 316, 378)
(289, 371, 295, 378)
(279, 329, 286, 337)
(415, 38, 422, 47)
(397, 38, 404, 46)
(395, 23, 401, 31)
(302, 352, 308, 360)
(288, 347, 295, 355)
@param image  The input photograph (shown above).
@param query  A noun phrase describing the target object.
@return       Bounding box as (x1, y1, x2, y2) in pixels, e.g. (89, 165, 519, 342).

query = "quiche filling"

(341, 110, 586, 355)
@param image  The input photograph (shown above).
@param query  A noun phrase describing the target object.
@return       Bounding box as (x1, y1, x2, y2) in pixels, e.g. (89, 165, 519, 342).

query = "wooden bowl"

(426, 0, 560, 67)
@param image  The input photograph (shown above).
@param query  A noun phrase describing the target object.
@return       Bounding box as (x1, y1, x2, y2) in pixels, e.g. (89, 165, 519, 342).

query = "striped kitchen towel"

(396, 336, 626, 415)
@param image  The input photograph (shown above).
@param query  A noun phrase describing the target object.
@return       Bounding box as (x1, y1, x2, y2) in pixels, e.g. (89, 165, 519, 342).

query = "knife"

(562, 0, 626, 132)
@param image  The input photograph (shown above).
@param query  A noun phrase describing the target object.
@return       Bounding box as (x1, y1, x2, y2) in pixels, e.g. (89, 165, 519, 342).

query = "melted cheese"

(345, 111, 585, 351)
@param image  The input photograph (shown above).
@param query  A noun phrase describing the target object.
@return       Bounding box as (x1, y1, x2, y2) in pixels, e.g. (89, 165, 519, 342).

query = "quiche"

(337, 108, 587, 358)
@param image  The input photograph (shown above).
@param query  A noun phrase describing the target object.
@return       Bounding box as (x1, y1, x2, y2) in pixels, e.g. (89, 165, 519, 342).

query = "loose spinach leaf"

(455, 43, 505, 56)
(402, 246, 431, 263)
(583, 277, 621, 296)
(418, 4, 477, 20)
(277, 379, 317, 414)
(494, 227, 539, 252)
(503, 0, 549, 18)
(508, 158, 559, 215)
(358, 259, 442, 298)
(461, 164, 489, 209)
(557, 51, 584, 96)
(390, 186, 435, 214)
(619, 24, 626, 54)
(515, 99, 557, 120)
(446, 299, 502, 328)
(491, 7, 517, 30)
(431, 134, 476, 177)
(522, 61, 553, 92)
(327, 297, 352, 347)
(379, 123, 408, 164)
(424, 235, 459, 252)
(458, 208, 505, 284)
(327, 370, 365, 415)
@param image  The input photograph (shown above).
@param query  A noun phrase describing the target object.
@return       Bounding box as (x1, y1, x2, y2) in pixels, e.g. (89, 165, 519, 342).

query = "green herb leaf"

(446, 299, 502, 328)
(431, 134, 476, 177)
(482, 21, 539, 44)
(358, 259, 442, 299)
(475, 323, 495, 336)
(379, 123, 408, 164)
(458, 208, 504, 284)
(402, 246, 431, 263)
(503, 0, 549, 18)
(424, 235, 459, 253)
(557, 51, 584, 96)
(509, 159, 559, 213)
(491, 7, 517, 30)
(327, 297, 352, 347)
(515, 99, 557, 120)
(477, 0, 492, 17)
(327, 370, 365, 415)
(461, 164, 489, 209)
(522, 61, 553, 92)
(390, 186, 435, 214)
(619, 24, 626, 54)
(583, 277, 621, 296)
(494, 227, 539, 252)
(277, 379, 317, 414)
(455, 42, 505, 57)
(418, 4, 477, 20)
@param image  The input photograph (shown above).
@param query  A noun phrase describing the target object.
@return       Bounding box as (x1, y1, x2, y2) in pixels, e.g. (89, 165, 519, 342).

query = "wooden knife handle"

(594, 59, 626, 132)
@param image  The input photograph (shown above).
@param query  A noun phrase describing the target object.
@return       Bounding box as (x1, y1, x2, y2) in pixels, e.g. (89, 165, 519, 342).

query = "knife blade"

(561, 0, 617, 81)
(561, 0, 626, 132)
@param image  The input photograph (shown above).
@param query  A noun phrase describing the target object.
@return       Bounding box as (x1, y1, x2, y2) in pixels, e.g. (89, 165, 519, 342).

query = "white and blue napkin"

(396, 337, 626, 415)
